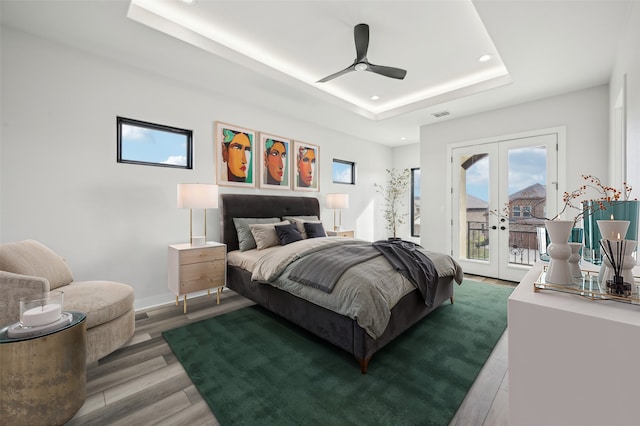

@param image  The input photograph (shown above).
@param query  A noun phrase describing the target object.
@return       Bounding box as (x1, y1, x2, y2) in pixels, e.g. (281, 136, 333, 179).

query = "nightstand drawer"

(180, 274, 225, 293)
(179, 261, 225, 284)
(179, 246, 225, 264)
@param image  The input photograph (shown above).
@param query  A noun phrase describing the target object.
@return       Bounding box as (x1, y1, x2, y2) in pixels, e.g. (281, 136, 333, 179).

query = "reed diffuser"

(599, 239, 631, 297)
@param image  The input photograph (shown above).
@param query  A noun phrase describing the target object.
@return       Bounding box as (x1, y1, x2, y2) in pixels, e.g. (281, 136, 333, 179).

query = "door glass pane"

(459, 153, 490, 261)
(507, 146, 547, 266)
(411, 168, 420, 237)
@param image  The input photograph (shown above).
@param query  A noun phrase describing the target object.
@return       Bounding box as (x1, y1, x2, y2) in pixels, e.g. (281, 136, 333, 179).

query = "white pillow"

(249, 221, 289, 250)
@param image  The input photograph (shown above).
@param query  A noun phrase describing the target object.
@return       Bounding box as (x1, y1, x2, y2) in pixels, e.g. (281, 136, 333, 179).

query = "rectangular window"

(411, 168, 420, 237)
(117, 116, 193, 169)
(512, 206, 521, 217)
(332, 159, 355, 184)
(523, 206, 532, 217)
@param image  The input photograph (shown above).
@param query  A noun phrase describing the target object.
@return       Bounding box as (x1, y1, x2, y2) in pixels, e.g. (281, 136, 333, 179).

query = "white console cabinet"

(509, 261, 640, 426)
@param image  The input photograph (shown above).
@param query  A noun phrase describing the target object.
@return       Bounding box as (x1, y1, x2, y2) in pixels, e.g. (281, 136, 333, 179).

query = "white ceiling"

(0, 0, 633, 146)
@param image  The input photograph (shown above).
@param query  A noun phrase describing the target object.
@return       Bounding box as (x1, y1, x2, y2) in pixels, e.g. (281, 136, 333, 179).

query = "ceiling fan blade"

(316, 64, 356, 83)
(367, 63, 407, 80)
(354, 23, 369, 62)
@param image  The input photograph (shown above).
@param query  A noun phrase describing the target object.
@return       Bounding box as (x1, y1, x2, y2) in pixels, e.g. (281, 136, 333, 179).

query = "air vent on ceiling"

(431, 111, 450, 118)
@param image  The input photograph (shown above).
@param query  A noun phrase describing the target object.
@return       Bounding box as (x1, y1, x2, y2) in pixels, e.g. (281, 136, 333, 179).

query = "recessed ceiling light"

(478, 54, 492, 62)
(179, 0, 196, 5)
(371, 95, 380, 100)
(400, 137, 407, 141)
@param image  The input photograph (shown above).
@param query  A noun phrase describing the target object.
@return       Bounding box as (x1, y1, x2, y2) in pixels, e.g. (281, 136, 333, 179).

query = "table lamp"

(326, 193, 349, 231)
(177, 183, 219, 246)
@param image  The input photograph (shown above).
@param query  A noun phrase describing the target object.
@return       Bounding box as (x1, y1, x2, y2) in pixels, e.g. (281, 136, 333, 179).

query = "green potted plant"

(374, 168, 411, 239)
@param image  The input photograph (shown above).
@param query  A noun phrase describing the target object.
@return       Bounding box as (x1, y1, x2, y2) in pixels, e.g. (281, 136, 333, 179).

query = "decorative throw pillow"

(250, 221, 290, 250)
(275, 223, 303, 246)
(304, 222, 326, 238)
(283, 215, 320, 239)
(233, 217, 281, 251)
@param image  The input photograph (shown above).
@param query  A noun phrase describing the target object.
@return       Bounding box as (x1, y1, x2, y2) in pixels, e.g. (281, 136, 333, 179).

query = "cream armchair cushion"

(0, 240, 74, 290)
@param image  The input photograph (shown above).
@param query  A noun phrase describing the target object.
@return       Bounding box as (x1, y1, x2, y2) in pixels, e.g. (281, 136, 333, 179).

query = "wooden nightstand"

(326, 230, 355, 237)
(168, 242, 226, 313)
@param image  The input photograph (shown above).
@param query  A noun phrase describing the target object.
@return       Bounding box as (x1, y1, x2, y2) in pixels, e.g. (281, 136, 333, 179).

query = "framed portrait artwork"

(214, 121, 256, 188)
(293, 140, 319, 192)
(258, 133, 291, 190)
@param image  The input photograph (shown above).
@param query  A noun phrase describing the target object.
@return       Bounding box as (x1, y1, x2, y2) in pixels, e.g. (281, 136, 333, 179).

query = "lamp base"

(191, 236, 206, 247)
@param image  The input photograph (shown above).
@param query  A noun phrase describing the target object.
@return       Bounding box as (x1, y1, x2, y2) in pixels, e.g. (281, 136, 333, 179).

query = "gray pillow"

(233, 217, 281, 251)
(283, 215, 320, 239)
(249, 221, 289, 250)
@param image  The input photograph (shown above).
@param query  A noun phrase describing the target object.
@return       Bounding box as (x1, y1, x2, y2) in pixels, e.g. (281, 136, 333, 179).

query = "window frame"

(332, 159, 356, 185)
(117, 116, 193, 169)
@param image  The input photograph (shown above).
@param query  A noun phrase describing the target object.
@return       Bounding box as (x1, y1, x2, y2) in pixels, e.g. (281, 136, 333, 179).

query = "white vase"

(544, 220, 574, 285)
(568, 242, 583, 278)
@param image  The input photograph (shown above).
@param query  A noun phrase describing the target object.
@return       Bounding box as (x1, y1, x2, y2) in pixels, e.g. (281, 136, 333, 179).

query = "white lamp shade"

(177, 184, 219, 209)
(326, 193, 349, 209)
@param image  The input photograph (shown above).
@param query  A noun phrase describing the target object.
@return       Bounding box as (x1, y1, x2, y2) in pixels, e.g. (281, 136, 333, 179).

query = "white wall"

(0, 27, 392, 309)
(419, 85, 610, 253)
(610, 1, 640, 199)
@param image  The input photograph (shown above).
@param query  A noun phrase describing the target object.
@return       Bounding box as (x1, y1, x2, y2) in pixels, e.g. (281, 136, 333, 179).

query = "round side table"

(0, 312, 87, 425)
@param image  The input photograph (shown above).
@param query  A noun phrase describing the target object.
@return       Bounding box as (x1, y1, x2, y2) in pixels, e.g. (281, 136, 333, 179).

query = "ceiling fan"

(317, 23, 407, 83)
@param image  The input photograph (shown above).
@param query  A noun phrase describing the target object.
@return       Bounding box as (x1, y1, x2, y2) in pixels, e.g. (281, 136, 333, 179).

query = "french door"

(451, 132, 559, 282)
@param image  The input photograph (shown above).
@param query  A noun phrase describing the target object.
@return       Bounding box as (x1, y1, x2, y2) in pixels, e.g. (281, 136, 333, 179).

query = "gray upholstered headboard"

(220, 194, 320, 252)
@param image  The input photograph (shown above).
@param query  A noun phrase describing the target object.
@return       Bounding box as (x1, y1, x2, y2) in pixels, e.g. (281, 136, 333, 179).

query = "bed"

(220, 194, 463, 373)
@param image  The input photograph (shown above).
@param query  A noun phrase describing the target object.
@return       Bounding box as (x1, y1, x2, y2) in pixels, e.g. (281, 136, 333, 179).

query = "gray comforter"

(246, 238, 464, 339)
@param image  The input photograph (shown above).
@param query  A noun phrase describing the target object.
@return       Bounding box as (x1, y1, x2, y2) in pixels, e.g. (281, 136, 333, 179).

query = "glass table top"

(0, 311, 86, 343)
(534, 268, 640, 306)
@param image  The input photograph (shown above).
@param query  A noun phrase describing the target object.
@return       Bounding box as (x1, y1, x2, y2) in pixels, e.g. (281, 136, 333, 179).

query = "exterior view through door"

(450, 131, 559, 283)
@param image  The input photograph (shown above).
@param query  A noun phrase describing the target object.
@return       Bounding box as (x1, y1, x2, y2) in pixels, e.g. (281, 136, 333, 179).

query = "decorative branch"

(490, 175, 635, 227)
(374, 168, 411, 238)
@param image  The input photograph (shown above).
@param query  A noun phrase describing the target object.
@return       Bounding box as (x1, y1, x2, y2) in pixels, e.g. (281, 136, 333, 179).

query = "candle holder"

(597, 220, 630, 240)
(7, 291, 72, 339)
(583, 200, 639, 264)
(20, 291, 64, 327)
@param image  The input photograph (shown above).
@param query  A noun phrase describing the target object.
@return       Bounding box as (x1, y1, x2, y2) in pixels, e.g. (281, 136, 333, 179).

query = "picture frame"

(117, 116, 192, 169)
(258, 133, 291, 190)
(292, 140, 319, 192)
(214, 121, 256, 188)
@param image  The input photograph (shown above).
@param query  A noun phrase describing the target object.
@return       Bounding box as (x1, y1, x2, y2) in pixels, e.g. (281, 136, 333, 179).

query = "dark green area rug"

(162, 280, 513, 426)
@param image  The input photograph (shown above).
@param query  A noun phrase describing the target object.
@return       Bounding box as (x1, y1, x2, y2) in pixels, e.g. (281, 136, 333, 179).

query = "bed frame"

(220, 193, 455, 373)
